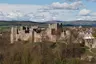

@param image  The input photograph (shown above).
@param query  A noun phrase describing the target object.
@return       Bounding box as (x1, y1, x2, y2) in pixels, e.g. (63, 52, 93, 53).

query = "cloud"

(65, 0, 96, 2)
(49, 1, 83, 10)
(0, 3, 45, 21)
(64, 0, 81, 2)
(77, 15, 96, 20)
(87, 0, 96, 2)
(0, 2, 84, 21)
(78, 9, 91, 16)
(77, 9, 96, 20)
(0, 2, 94, 21)
(90, 12, 96, 16)
(0, 3, 43, 13)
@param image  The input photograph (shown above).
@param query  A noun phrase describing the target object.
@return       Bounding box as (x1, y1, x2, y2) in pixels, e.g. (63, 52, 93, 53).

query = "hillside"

(0, 21, 48, 27)
(0, 20, 96, 27)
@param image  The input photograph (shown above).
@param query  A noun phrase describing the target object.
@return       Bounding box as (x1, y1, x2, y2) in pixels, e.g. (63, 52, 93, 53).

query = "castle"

(10, 23, 64, 43)
(10, 23, 96, 48)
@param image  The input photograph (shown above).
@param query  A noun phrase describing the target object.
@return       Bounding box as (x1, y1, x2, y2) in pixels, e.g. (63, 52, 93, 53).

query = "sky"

(0, 0, 96, 22)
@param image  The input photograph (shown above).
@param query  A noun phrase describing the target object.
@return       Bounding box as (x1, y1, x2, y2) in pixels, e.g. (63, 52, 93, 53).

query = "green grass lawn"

(0, 26, 10, 32)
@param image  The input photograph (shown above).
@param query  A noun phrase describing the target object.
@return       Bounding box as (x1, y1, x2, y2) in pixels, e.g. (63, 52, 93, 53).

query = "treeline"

(0, 21, 47, 27)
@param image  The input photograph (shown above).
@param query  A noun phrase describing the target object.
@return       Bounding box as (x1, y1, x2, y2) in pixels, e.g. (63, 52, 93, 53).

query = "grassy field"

(0, 42, 86, 64)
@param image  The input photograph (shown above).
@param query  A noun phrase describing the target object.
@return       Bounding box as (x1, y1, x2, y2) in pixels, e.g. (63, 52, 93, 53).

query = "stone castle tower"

(46, 23, 63, 42)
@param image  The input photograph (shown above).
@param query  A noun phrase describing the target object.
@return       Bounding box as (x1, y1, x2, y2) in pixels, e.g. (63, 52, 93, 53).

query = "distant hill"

(0, 20, 96, 27)
(46, 20, 63, 23)
(62, 20, 96, 27)
(0, 21, 47, 27)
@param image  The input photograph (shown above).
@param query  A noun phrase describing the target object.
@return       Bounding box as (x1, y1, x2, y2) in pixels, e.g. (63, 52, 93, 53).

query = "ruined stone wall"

(10, 27, 17, 43)
(10, 24, 80, 44)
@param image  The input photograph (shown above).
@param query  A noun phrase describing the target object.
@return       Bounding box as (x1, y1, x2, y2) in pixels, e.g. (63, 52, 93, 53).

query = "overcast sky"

(0, 0, 96, 21)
